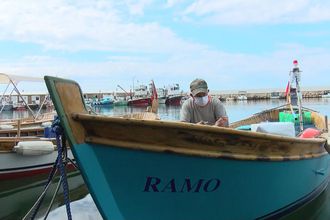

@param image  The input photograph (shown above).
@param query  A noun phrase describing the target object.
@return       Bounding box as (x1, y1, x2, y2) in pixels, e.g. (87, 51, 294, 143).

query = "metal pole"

(293, 66, 304, 131)
(10, 79, 36, 119)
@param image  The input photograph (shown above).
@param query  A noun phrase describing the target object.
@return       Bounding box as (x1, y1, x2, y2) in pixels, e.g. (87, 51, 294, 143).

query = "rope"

(52, 116, 72, 220)
(23, 116, 73, 220)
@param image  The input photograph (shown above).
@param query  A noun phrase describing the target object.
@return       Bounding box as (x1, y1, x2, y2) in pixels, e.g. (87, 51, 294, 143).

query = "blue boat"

(99, 97, 114, 105)
(44, 76, 330, 220)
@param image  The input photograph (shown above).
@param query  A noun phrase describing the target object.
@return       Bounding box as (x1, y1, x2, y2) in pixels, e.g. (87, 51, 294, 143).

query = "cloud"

(121, 0, 153, 15)
(0, 0, 329, 93)
(182, 0, 330, 25)
(0, 0, 205, 54)
(39, 194, 102, 220)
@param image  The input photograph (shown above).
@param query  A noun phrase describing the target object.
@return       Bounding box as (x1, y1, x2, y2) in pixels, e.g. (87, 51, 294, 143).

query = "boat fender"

(0, 124, 14, 130)
(299, 128, 321, 138)
(14, 141, 55, 156)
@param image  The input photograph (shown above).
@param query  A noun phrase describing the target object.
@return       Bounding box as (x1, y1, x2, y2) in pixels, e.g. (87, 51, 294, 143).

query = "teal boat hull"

(73, 142, 330, 220)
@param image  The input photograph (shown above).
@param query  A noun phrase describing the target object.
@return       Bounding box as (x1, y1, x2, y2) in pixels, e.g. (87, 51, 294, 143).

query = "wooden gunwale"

(71, 113, 327, 161)
(45, 77, 329, 161)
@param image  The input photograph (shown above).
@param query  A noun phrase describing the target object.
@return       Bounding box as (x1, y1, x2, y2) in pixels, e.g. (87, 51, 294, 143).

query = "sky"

(1, 0, 330, 93)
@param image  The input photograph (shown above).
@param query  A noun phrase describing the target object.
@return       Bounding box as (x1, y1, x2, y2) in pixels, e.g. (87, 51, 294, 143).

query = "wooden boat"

(45, 75, 330, 220)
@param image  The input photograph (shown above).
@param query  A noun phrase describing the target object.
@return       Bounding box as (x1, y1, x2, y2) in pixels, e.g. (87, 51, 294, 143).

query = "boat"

(165, 83, 184, 105)
(45, 71, 330, 220)
(113, 99, 128, 106)
(0, 140, 75, 180)
(156, 87, 167, 104)
(237, 95, 247, 101)
(237, 91, 248, 101)
(127, 84, 151, 107)
(99, 96, 114, 105)
(321, 93, 330, 98)
(0, 73, 68, 182)
(0, 74, 55, 139)
(270, 91, 280, 99)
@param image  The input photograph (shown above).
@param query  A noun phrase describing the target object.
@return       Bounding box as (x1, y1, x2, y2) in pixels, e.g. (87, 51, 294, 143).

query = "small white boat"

(321, 93, 330, 98)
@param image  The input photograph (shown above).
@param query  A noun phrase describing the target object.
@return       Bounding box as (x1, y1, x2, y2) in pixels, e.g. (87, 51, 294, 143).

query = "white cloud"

(121, 0, 153, 15)
(182, 0, 330, 25)
(0, 0, 329, 93)
(0, 0, 206, 54)
(2, 42, 329, 93)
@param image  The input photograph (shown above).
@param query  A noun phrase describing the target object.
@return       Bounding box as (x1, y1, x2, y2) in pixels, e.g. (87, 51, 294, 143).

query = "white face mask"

(194, 95, 209, 106)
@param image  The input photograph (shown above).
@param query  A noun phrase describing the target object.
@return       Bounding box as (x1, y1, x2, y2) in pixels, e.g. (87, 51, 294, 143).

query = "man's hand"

(215, 117, 229, 127)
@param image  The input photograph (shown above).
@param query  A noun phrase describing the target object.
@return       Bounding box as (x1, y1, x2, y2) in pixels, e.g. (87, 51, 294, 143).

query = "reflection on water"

(0, 108, 51, 120)
(40, 194, 102, 220)
(0, 170, 87, 220)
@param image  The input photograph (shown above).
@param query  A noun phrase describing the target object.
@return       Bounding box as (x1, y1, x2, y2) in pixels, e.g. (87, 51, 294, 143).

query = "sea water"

(1, 98, 330, 219)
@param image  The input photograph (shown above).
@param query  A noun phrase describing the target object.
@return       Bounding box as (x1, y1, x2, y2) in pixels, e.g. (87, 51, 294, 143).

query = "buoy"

(14, 141, 55, 156)
(299, 128, 321, 138)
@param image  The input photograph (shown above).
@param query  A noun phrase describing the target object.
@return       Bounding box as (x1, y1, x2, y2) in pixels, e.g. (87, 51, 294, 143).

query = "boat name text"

(143, 176, 221, 193)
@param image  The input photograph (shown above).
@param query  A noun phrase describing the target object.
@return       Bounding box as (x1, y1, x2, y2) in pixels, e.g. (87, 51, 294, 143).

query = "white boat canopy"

(0, 73, 49, 118)
(0, 73, 43, 84)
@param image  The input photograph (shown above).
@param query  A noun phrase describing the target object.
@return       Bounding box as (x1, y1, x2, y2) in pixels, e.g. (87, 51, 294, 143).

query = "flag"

(150, 80, 158, 102)
(285, 81, 290, 97)
(150, 80, 158, 113)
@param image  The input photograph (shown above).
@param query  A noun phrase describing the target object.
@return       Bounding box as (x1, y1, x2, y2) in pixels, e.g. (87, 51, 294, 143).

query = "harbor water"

(1, 98, 330, 219)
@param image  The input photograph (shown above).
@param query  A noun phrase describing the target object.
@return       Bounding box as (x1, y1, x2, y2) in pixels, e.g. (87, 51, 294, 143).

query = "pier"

(209, 86, 330, 100)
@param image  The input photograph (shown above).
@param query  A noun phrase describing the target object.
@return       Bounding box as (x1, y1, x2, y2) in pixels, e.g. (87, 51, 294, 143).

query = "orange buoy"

(299, 128, 321, 138)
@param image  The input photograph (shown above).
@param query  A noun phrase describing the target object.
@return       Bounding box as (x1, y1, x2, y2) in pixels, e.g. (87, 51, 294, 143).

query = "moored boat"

(45, 74, 330, 220)
(321, 93, 330, 98)
(127, 84, 151, 107)
(0, 73, 69, 183)
(156, 87, 167, 104)
(113, 99, 128, 106)
(165, 83, 184, 105)
(0, 140, 74, 180)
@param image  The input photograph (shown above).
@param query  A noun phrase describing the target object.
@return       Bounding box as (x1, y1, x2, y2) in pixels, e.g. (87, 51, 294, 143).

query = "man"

(180, 79, 229, 127)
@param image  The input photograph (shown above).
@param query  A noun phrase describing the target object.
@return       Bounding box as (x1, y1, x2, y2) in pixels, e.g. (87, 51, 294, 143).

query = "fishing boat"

(156, 87, 167, 104)
(127, 84, 151, 107)
(99, 96, 114, 105)
(165, 83, 184, 105)
(45, 68, 330, 220)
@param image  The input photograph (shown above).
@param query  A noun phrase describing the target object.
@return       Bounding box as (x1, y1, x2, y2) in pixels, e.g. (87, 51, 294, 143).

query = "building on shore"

(209, 86, 330, 101)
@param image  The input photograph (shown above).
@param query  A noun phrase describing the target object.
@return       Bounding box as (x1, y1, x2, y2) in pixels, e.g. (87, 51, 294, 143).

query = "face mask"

(194, 95, 209, 106)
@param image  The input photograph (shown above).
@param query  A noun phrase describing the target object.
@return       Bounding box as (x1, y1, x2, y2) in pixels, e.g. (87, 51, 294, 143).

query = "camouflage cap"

(190, 79, 208, 96)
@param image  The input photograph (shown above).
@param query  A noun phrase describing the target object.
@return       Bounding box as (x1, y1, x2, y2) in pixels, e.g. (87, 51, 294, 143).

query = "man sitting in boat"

(180, 78, 229, 127)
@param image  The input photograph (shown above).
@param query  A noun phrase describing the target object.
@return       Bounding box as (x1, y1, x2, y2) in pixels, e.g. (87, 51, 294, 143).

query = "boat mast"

(291, 60, 304, 131)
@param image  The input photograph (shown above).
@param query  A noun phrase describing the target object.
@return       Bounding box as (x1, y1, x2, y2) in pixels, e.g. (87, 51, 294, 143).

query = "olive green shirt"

(180, 97, 227, 124)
